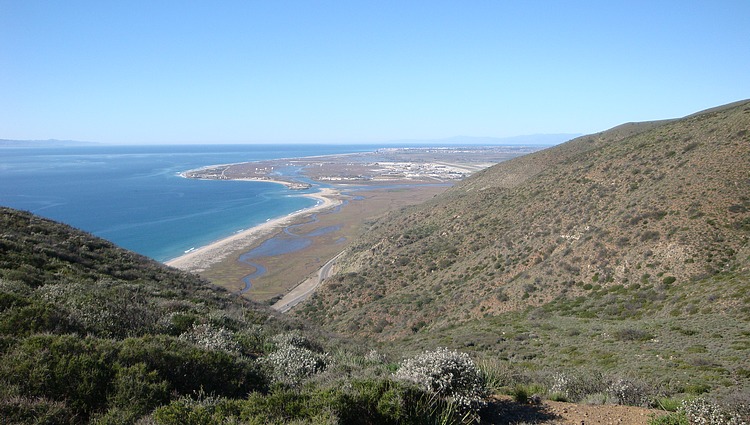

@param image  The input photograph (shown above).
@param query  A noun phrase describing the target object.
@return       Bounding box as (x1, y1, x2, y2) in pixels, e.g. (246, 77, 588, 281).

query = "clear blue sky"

(2, 1, 749, 144)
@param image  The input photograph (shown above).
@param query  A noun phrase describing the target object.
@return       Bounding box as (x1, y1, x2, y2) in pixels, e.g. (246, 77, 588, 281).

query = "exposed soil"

(483, 396, 663, 424)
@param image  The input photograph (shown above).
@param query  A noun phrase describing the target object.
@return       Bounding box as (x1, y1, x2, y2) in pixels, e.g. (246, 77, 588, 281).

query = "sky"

(1, 1, 749, 145)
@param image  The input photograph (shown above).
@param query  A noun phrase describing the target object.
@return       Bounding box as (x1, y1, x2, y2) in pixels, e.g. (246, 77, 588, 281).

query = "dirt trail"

(484, 396, 663, 424)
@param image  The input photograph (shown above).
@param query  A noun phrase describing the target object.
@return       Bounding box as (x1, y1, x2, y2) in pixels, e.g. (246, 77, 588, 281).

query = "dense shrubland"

(0, 208, 493, 424)
(302, 100, 750, 342)
(2, 208, 748, 423)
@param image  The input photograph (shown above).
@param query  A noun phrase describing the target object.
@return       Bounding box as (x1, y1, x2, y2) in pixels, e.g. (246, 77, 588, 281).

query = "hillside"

(295, 100, 750, 398)
(0, 208, 510, 424)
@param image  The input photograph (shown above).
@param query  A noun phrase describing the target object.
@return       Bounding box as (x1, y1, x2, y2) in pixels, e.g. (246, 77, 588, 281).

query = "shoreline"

(179, 171, 312, 190)
(164, 187, 341, 273)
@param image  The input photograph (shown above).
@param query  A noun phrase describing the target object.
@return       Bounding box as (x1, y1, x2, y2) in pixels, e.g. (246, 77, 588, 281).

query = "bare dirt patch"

(484, 396, 662, 424)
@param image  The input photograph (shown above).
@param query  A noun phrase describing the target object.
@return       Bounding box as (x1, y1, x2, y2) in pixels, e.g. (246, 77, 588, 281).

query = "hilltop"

(295, 100, 750, 400)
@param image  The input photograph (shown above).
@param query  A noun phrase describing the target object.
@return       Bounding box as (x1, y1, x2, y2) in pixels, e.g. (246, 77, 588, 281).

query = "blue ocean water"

(0, 144, 377, 261)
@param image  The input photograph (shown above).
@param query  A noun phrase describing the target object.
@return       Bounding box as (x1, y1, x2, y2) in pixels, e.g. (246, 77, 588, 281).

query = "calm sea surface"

(0, 144, 378, 261)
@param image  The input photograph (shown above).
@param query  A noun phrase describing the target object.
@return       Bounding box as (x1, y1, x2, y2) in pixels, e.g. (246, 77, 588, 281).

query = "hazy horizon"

(0, 133, 581, 147)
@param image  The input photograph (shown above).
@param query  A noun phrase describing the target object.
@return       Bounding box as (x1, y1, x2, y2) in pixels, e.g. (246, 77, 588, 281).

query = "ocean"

(0, 144, 378, 261)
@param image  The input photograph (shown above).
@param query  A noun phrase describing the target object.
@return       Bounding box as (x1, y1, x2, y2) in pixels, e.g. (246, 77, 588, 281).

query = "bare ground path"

(483, 396, 662, 424)
(272, 250, 344, 313)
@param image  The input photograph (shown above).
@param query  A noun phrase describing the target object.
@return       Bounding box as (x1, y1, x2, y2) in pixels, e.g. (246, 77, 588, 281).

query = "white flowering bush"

(393, 347, 487, 411)
(270, 331, 312, 349)
(606, 377, 648, 406)
(262, 343, 330, 386)
(365, 349, 386, 364)
(550, 371, 606, 402)
(682, 398, 748, 425)
(179, 323, 240, 353)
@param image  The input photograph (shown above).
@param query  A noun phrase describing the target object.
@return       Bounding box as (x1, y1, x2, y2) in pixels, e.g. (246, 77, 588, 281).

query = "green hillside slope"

(0, 208, 490, 424)
(296, 100, 750, 398)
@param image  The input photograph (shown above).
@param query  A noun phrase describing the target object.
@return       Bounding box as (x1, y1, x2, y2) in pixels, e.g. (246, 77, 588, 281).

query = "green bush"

(648, 411, 689, 425)
(662, 276, 677, 285)
(117, 335, 267, 397)
(90, 407, 144, 425)
(0, 301, 78, 337)
(154, 379, 470, 425)
(550, 371, 607, 402)
(613, 327, 653, 342)
(0, 395, 75, 425)
(154, 394, 245, 425)
(108, 363, 170, 417)
(0, 334, 117, 417)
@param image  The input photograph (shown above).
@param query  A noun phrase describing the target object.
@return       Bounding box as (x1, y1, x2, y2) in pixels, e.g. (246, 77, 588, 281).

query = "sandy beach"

(164, 187, 341, 273)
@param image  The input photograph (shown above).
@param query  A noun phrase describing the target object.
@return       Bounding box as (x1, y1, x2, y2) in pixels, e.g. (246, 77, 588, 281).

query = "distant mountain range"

(387, 134, 581, 146)
(0, 135, 579, 148)
(0, 138, 99, 147)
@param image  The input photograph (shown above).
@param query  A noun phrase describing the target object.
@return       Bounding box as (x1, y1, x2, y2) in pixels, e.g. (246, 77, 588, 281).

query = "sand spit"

(165, 187, 341, 273)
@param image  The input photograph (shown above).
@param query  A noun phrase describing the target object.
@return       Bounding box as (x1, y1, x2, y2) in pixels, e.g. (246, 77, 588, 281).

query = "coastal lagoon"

(0, 144, 377, 261)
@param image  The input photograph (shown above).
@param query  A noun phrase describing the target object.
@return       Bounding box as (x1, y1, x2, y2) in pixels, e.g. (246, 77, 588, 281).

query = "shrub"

(582, 392, 609, 405)
(108, 363, 170, 417)
(234, 324, 265, 356)
(365, 349, 387, 364)
(606, 376, 649, 406)
(270, 330, 315, 350)
(0, 395, 75, 425)
(154, 378, 471, 425)
(179, 323, 240, 353)
(613, 327, 653, 342)
(153, 393, 244, 425)
(261, 343, 329, 386)
(648, 411, 689, 425)
(682, 398, 749, 425)
(394, 347, 487, 412)
(0, 334, 117, 416)
(656, 396, 685, 412)
(38, 281, 158, 338)
(159, 312, 199, 335)
(476, 358, 511, 394)
(550, 371, 606, 402)
(118, 335, 267, 398)
(0, 301, 78, 337)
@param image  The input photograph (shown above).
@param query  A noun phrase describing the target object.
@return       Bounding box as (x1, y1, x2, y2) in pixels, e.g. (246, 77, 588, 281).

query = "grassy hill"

(0, 208, 493, 424)
(295, 100, 750, 401)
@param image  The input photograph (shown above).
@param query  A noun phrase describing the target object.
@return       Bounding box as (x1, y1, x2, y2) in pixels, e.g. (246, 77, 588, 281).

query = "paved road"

(271, 251, 344, 313)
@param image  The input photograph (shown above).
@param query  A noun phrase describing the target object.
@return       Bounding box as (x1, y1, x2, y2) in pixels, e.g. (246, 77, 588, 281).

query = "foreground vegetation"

(0, 207, 495, 424)
(0, 203, 745, 424)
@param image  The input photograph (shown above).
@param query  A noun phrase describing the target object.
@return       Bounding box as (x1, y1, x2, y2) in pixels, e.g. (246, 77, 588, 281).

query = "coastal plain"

(169, 146, 542, 304)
